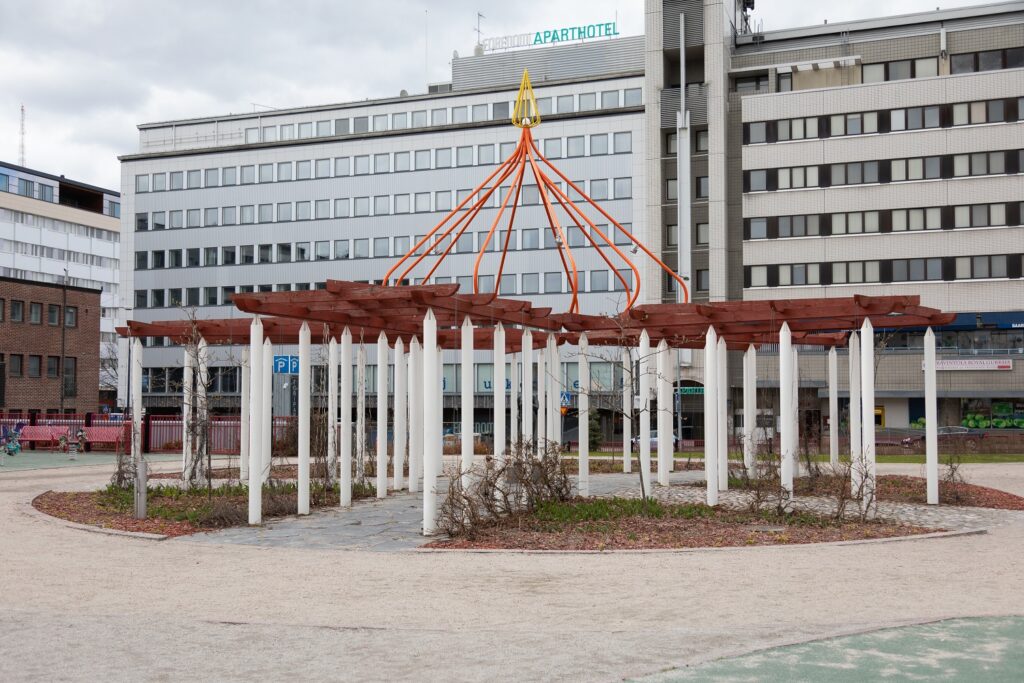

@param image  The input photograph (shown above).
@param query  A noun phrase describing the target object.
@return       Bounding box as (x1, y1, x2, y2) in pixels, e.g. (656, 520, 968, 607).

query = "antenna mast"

(474, 12, 485, 46)
(19, 104, 26, 166)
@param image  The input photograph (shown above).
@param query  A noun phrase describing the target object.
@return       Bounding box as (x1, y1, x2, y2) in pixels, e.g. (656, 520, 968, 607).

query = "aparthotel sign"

(923, 358, 1014, 371)
(482, 22, 620, 52)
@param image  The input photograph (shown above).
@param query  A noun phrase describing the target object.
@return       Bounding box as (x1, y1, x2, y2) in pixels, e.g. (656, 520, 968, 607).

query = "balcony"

(661, 83, 708, 128)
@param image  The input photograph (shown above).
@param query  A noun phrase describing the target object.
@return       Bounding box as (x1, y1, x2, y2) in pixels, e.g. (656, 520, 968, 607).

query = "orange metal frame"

(383, 70, 689, 312)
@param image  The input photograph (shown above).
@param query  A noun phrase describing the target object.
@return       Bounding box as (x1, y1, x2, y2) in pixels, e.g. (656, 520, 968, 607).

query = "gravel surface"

(3, 461, 1024, 681)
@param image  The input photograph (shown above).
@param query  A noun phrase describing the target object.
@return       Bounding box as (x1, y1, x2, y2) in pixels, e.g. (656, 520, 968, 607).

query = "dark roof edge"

(0, 160, 119, 197)
(0, 275, 103, 295)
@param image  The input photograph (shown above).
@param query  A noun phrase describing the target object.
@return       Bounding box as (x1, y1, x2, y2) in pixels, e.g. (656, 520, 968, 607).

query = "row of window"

(0, 208, 120, 243)
(0, 299, 78, 326)
(235, 88, 642, 146)
(745, 97, 1023, 144)
(744, 202, 1024, 240)
(0, 174, 55, 202)
(133, 132, 633, 193)
(135, 219, 637, 273)
(0, 238, 119, 270)
(133, 268, 638, 310)
(132, 177, 633, 231)
(745, 253, 1023, 288)
(744, 149, 1022, 192)
(3, 354, 77, 381)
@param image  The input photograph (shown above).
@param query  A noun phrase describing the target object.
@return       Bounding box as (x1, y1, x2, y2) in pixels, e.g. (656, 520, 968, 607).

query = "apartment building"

(0, 162, 122, 406)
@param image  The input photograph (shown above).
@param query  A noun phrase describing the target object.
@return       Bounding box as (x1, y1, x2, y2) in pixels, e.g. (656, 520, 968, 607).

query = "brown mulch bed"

(792, 474, 1024, 511)
(427, 505, 934, 551)
(32, 483, 376, 538)
(151, 463, 409, 480)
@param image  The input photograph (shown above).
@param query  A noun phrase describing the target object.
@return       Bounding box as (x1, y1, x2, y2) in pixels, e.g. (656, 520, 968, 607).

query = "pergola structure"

(120, 282, 954, 533)
(119, 69, 954, 532)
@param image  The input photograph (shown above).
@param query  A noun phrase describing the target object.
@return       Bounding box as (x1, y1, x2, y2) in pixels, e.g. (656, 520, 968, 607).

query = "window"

(521, 273, 539, 294)
(431, 108, 447, 126)
(456, 146, 474, 166)
(296, 160, 312, 179)
(590, 179, 608, 200)
(696, 176, 710, 198)
(353, 239, 369, 259)
(435, 191, 452, 212)
(277, 203, 292, 222)
(477, 145, 495, 165)
(414, 193, 431, 213)
(185, 209, 199, 228)
(750, 266, 768, 287)
(394, 194, 410, 214)
(152, 173, 167, 191)
(777, 73, 792, 92)
(10, 300, 24, 322)
(777, 166, 818, 189)
(135, 175, 149, 192)
(696, 270, 710, 292)
(590, 134, 608, 155)
(696, 130, 709, 152)
(734, 75, 768, 93)
(391, 151, 410, 172)
(521, 229, 539, 249)
(374, 195, 390, 215)
(258, 244, 272, 263)
(391, 112, 408, 130)
(831, 161, 877, 186)
(28, 355, 41, 378)
(624, 88, 642, 107)
(748, 170, 767, 192)
(135, 213, 148, 232)
(544, 272, 562, 293)
(613, 177, 632, 199)
(168, 249, 183, 268)
(354, 197, 369, 217)
(613, 132, 632, 154)
(9, 354, 22, 377)
(240, 166, 255, 184)
(953, 151, 1006, 177)
(47, 356, 59, 378)
(222, 246, 236, 265)
(435, 148, 452, 168)
(777, 117, 817, 141)
(334, 240, 349, 259)
(47, 304, 60, 326)
(245, 127, 259, 143)
(135, 251, 148, 270)
(748, 122, 767, 144)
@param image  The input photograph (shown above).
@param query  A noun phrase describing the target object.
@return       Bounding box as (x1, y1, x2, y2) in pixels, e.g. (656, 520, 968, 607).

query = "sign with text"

(273, 355, 300, 374)
(924, 358, 1013, 371)
(482, 21, 620, 53)
(677, 386, 704, 395)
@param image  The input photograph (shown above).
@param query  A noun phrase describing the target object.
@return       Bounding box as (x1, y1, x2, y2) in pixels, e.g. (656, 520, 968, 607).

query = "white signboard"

(924, 358, 1013, 371)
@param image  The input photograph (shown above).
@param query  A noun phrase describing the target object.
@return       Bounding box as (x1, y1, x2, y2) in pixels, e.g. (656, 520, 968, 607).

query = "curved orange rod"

(474, 134, 528, 295)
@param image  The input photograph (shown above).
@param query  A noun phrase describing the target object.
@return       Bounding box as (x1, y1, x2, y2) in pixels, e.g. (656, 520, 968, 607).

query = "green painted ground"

(0, 451, 180, 472)
(635, 616, 1024, 682)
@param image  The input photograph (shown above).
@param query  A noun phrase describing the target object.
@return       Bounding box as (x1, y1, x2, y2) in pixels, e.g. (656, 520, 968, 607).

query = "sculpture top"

(512, 69, 541, 128)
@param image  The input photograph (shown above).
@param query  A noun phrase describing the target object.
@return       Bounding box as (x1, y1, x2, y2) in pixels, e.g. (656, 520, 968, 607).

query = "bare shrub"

(438, 441, 572, 539)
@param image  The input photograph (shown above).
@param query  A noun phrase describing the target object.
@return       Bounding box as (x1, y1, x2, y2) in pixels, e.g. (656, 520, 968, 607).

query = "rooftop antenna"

(474, 12, 485, 47)
(19, 104, 26, 166)
(424, 10, 429, 88)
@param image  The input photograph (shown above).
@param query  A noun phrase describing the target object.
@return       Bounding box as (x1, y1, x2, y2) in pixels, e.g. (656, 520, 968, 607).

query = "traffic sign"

(560, 390, 572, 407)
(273, 355, 300, 374)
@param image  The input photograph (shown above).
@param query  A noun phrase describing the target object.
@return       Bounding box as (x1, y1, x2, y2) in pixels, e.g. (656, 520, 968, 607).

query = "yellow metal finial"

(512, 69, 541, 128)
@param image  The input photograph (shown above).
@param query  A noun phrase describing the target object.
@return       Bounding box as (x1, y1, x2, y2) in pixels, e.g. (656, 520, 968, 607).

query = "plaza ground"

(2, 457, 1024, 681)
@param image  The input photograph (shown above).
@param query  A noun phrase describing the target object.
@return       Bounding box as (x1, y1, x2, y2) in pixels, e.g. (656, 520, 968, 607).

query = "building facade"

(650, 0, 1024, 431)
(0, 162, 122, 405)
(0, 277, 101, 415)
(120, 1, 1024, 435)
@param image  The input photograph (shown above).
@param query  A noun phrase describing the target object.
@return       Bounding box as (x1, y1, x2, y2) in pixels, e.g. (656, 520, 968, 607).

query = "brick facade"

(0, 277, 100, 414)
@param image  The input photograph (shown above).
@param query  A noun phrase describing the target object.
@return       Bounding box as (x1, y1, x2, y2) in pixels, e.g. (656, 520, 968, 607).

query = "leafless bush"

(438, 441, 572, 539)
(733, 452, 793, 517)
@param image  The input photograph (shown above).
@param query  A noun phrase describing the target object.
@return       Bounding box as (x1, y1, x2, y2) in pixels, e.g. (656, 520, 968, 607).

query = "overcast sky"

(0, 0, 996, 191)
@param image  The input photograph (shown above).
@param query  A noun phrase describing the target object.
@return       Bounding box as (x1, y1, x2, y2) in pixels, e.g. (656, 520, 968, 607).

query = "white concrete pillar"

(779, 322, 793, 494)
(828, 346, 838, 466)
(408, 337, 422, 493)
(460, 317, 474, 488)
(182, 349, 193, 477)
(578, 333, 590, 496)
(522, 330, 534, 450)
(298, 322, 311, 515)
(131, 337, 143, 465)
(423, 310, 439, 535)
(240, 348, 250, 482)
(536, 345, 546, 453)
(792, 346, 800, 475)
(376, 331, 388, 499)
(510, 352, 519, 447)
(622, 347, 632, 473)
(494, 323, 506, 466)
(197, 337, 209, 463)
(638, 330, 652, 495)
(339, 328, 353, 506)
(924, 327, 939, 505)
(356, 343, 366, 483)
(247, 319, 262, 524)
(393, 338, 406, 492)
(849, 331, 862, 494)
(717, 336, 728, 492)
(860, 319, 876, 505)
(327, 337, 338, 482)
(703, 328, 718, 506)
(548, 334, 560, 447)
(656, 339, 671, 486)
(261, 338, 272, 482)
(742, 344, 756, 478)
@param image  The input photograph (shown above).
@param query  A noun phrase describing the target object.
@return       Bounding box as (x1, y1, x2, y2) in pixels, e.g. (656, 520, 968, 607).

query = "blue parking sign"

(274, 355, 296, 374)
(289, 356, 300, 374)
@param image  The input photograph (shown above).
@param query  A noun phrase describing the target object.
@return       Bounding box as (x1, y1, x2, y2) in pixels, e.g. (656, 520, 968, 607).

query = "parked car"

(900, 426, 985, 451)
(631, 430, 678, 451)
